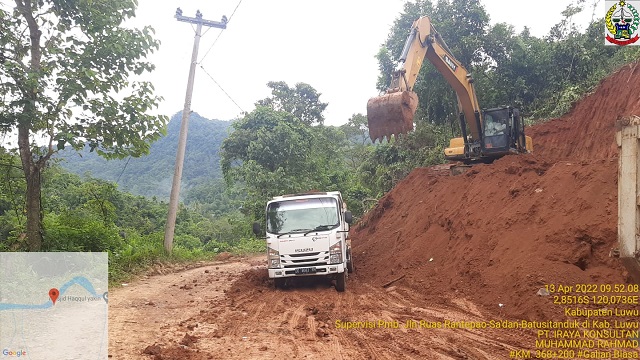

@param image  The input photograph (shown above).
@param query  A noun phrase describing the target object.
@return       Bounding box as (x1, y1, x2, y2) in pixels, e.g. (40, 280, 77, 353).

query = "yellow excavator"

(367, 16, 533, 162)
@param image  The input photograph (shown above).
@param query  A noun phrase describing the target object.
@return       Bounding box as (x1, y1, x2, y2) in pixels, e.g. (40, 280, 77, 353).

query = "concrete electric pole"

(164, 8, 227, 254)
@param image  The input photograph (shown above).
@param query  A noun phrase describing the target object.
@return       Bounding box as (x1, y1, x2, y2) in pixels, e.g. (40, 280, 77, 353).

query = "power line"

(199, 64, 245, 113)
(190, 0, 246, 117)
(198, 0, 243, 63)
(116, 156, 131, 184)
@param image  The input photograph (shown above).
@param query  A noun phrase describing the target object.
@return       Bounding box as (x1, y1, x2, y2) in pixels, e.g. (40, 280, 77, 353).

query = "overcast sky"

(132, 0, 598, 126)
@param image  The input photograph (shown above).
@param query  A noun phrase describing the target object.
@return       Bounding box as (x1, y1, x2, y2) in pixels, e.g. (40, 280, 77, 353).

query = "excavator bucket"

(366, 91, 419, 142)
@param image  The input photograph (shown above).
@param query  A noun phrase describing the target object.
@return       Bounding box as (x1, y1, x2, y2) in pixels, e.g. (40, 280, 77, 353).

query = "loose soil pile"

(352, 61, 640, 321)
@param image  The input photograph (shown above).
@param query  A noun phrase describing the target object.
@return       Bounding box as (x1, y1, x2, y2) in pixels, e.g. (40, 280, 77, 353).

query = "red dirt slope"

(352, 61, 640, 321)
(528, 62, 640, 161)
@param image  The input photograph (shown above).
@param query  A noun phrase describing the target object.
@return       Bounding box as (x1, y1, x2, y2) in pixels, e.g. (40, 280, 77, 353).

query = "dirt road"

(109, 256, 537, 360)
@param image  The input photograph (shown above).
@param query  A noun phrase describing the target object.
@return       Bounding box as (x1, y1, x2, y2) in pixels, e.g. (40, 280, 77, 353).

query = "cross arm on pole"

(175, 13, 227, 29)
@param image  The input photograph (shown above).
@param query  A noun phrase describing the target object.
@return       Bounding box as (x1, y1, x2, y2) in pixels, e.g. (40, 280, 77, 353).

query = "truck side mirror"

(344, 211, 353, 224)
(252, 222, 262, 236)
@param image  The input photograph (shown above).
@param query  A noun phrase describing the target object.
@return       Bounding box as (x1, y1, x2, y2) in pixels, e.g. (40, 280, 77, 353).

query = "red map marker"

(49, 288, 59, 305)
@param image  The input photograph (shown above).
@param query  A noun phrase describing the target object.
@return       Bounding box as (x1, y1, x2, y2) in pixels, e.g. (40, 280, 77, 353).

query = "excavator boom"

(367, 16, 481, 142)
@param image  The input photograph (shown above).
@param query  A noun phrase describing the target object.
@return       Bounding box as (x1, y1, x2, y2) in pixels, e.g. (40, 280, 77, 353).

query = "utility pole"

(164, 8, 227, 254)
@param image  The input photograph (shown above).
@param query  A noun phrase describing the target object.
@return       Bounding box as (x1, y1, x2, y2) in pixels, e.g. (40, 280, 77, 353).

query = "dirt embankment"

(528, 61, 640, 161)
(352, 155, 623, 320)
(351, 61, 640, 321)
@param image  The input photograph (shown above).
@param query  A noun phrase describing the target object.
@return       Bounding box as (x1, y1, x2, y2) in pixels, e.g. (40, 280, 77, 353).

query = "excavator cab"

(481, 107, 531, 159)
(482, 108, 512, 153)
(445, 107, 532, 163)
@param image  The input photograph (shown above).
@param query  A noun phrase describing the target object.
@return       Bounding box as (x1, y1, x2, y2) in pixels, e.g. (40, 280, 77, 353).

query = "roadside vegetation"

(0, 152, 262, 284)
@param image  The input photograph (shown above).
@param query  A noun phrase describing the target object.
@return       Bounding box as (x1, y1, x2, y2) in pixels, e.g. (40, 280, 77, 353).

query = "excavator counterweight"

(366, 91, 418, 142)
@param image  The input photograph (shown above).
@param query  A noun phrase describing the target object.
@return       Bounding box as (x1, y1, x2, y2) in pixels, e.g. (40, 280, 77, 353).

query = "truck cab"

(253, 191, 353, 292)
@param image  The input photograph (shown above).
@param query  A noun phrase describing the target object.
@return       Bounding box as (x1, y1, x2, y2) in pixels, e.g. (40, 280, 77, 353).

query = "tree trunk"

(18, 123, 43, 251)
(24, 165, 43, 250)
(17, 0, 45, 251)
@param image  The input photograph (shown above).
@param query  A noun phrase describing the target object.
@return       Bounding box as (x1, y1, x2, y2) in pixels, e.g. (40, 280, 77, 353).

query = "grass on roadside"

(108, 235, 265, 286)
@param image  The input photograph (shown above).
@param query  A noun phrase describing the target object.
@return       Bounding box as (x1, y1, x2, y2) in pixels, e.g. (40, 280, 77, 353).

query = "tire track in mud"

(306, 316, 317, 341)
(354, 284, 420, 357)
(109, 259, 258, 359)
(329, 337, 344, 360)
(287, 304, 306, 333)
(286, 303, 306, 358)
(110, 257, 538, 359)
(226, 296, 269, 337)
(335, 281, 532, 359)
(333, 282, 428, 359)
(291, 290, 347, 358)
(331, 288, 365, 359)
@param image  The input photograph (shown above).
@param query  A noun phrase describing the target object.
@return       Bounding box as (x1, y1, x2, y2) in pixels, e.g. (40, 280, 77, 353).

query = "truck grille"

(281, 251, 329, 268)
(288, 252, 320, 257)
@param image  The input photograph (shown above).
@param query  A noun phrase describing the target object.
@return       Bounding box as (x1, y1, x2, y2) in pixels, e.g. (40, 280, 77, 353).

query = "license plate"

(294, 267, 316, 275)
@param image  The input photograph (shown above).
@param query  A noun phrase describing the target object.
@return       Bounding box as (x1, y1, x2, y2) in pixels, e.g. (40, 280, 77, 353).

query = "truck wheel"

(274, 278, 286, 289)
(347, 259, 354, 273)
(335, 272, 346, 292)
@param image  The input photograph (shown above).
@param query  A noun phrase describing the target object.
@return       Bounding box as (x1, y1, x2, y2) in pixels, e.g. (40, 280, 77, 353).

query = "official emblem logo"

(605, 0, 640, 45)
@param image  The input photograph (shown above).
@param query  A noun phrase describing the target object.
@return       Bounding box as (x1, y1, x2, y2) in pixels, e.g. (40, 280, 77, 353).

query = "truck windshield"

(266, 198, 339, 235)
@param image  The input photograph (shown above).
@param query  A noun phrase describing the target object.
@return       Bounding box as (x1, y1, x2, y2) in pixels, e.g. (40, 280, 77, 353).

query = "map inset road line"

(0, 253, 108, 360)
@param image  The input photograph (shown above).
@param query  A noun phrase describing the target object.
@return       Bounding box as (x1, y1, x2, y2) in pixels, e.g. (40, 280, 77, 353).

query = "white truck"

(252, 191, 353, 292)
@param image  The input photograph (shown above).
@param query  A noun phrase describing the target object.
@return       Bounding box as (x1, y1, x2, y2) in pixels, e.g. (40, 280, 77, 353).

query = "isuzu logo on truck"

(295, 248, 313, 253)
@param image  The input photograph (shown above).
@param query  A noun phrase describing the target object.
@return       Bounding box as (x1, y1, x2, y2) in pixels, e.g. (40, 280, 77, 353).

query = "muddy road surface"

(109, 256, 535, 359)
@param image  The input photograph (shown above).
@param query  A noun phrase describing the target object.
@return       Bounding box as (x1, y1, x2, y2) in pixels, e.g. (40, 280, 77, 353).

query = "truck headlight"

(329, 242, 342, 264)
(268, 248, 280, 268)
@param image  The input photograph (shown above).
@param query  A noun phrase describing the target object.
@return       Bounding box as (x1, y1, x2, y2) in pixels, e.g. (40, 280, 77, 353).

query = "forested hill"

(56, 112, 232, 199)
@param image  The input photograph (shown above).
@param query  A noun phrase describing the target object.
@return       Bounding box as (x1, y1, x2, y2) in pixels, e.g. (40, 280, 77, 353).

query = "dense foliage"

(0, 0, 167, 250)
(0, 148, 261, 282)
(220, 103, 370, 219)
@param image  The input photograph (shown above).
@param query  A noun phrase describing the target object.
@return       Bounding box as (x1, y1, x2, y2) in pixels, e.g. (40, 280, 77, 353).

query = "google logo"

(1, 349, 27, 357)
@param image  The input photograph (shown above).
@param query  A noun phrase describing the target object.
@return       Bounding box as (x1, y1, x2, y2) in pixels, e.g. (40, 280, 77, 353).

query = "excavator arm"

(367, 16, 482, 143)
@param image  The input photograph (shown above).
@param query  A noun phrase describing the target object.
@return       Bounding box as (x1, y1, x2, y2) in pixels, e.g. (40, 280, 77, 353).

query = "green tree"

(221, 106, 321, 218)
(358, 123, 447, 197)
(340, 113, 372, 170)
(0, 0, 167, 250)
(0, 149, 26, 246)
(183, 178, 243, 217)
(221, 77, 357, 219)
(255, 81, 328, 126)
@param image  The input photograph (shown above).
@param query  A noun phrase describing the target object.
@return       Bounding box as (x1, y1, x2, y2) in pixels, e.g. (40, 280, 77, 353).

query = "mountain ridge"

(56, 112, 232, 199)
